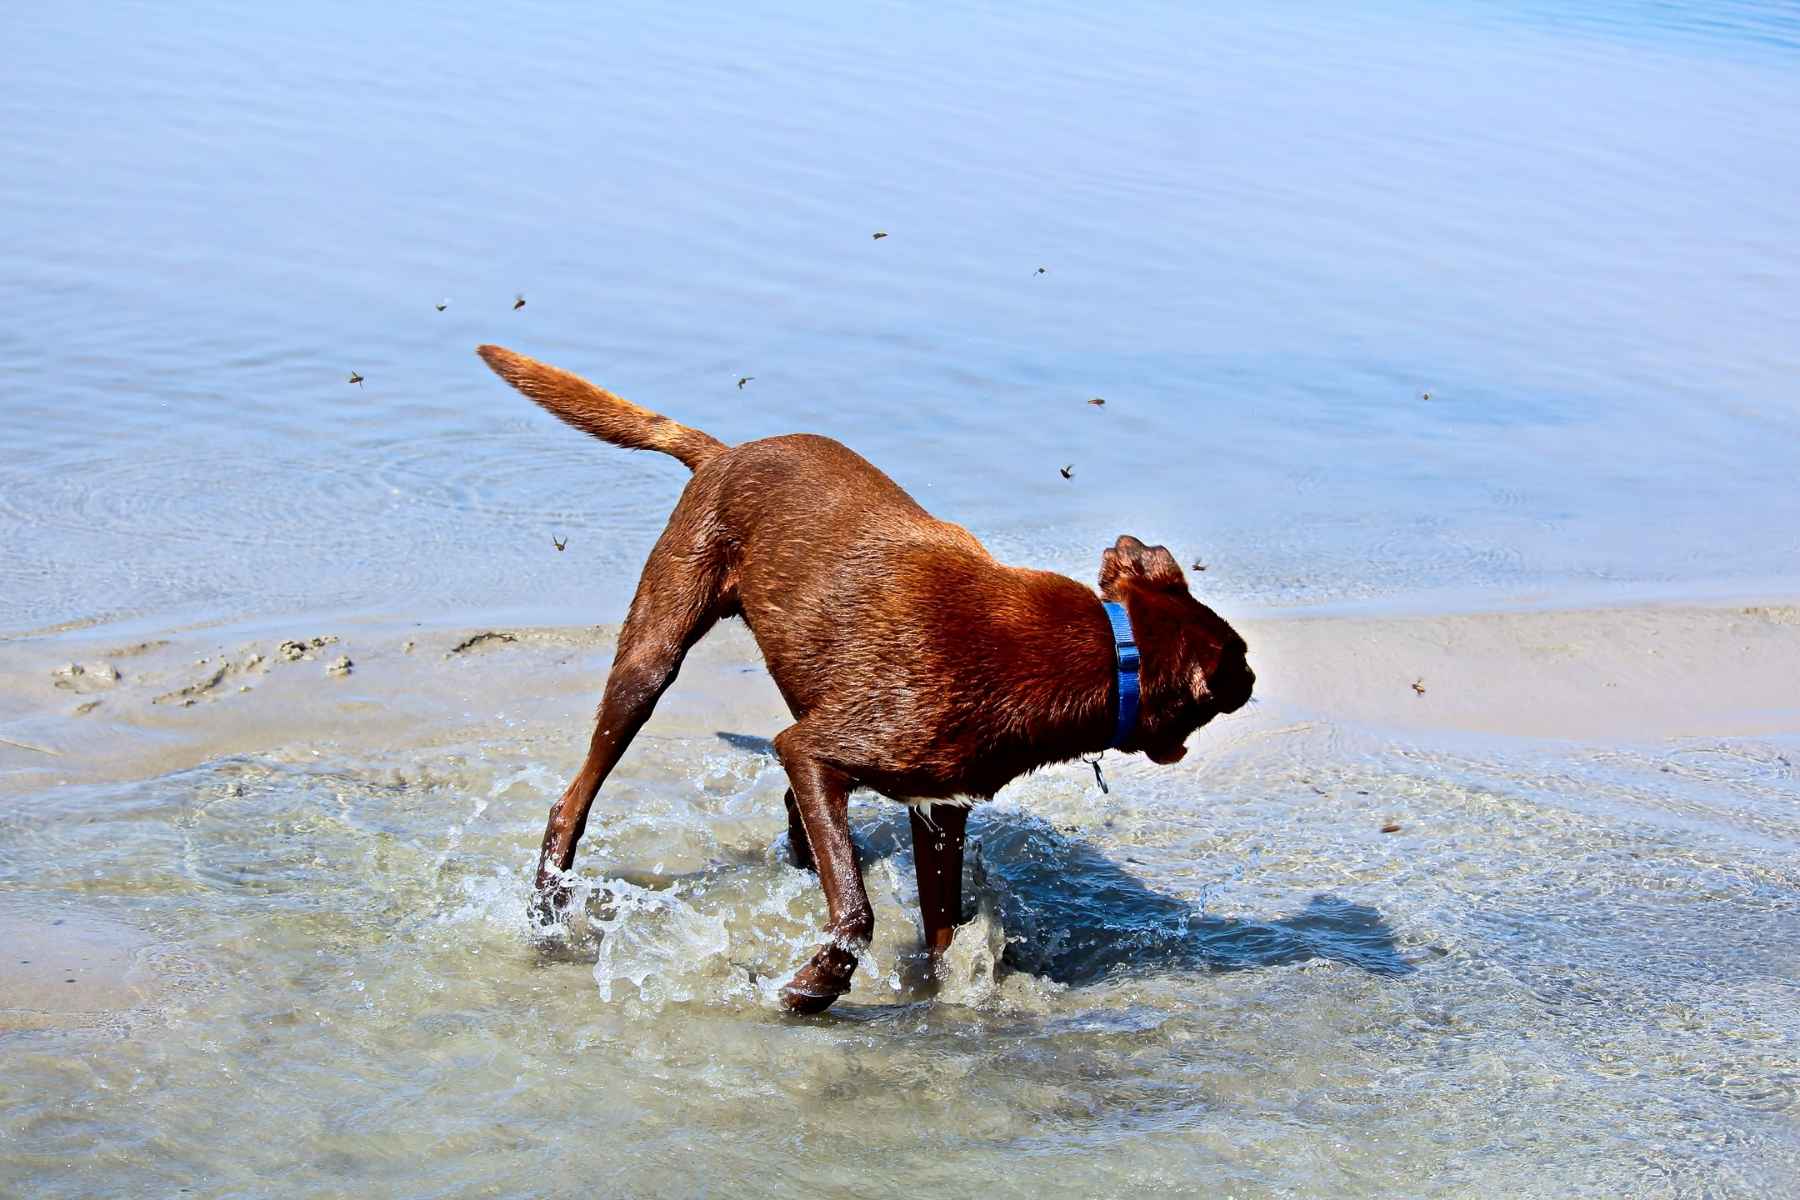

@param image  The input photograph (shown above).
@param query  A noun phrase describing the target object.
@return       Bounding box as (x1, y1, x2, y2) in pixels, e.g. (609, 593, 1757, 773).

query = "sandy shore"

(1253, 600, 1800, 740)
(2, 599, 1796, 798)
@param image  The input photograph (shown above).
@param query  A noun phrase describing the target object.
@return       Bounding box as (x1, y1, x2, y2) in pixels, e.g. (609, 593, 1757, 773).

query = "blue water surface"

(2, 1, 1796, 633)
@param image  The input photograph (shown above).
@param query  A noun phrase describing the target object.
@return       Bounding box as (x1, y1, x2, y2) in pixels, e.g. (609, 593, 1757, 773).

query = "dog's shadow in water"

(718, 731, 1414, 985)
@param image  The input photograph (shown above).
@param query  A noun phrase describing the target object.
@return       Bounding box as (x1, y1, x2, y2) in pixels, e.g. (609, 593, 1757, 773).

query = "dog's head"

(1099, 535, 1254, 764)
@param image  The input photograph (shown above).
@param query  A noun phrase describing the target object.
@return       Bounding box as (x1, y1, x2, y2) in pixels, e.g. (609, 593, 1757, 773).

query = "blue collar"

(1101, 601, 1140, 749)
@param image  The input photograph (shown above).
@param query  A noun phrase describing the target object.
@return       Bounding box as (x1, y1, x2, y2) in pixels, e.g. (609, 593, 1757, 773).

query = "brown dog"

(477, 345, 1254, 1012)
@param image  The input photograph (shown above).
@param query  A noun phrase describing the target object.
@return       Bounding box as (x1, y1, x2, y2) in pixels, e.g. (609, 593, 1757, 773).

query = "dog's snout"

(1212, 660, 1255, 714)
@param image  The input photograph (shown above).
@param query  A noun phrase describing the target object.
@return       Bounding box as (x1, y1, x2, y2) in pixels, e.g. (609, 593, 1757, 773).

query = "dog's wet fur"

(476, 345, 1254, 1012)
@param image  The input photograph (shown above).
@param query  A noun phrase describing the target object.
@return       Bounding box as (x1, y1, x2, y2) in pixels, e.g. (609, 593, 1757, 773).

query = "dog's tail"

(476, 344, 728, 472)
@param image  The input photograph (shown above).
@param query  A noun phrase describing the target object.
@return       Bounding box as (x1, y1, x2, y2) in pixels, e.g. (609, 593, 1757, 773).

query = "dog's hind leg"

(532, 514, 727, 921)
(909, 803, 969, 959)
(773, 727, 869, 1014)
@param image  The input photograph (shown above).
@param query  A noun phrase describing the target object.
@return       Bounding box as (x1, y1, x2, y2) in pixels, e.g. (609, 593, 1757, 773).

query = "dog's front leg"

(773, 730, 868, 1014)
(782, 788, 815, 871)
(909, 803, 968, 959)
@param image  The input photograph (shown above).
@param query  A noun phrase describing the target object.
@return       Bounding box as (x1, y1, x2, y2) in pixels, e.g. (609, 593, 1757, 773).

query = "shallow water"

(2, 712, 1796, 1197)
(5, 4, 1800, 1197)
(4, 2, 1800, 635)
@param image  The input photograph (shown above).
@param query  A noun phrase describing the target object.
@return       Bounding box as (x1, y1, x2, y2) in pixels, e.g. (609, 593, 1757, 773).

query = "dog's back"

(689, 434, 1067, 749)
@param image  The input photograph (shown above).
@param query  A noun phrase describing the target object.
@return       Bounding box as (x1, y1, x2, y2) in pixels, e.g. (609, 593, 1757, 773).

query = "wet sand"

(3, 598, 1795, 798)
(0, 903, 157, 1031)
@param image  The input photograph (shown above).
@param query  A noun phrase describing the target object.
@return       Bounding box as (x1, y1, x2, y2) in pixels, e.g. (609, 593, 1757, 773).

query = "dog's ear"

(1099, 534, 1186, 598)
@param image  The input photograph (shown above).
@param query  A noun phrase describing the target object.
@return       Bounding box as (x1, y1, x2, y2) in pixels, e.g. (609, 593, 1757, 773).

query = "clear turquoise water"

(3, 2, 1798, 635)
